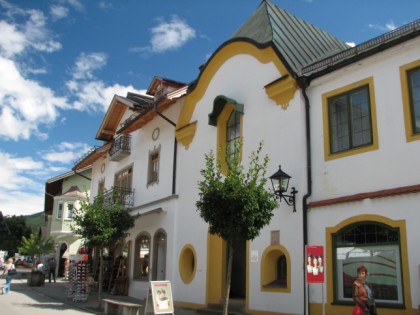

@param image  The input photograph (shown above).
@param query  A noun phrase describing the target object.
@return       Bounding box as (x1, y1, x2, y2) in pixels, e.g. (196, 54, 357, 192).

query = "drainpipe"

(297, 75, 312, 315)
(153, 100, 177, 195)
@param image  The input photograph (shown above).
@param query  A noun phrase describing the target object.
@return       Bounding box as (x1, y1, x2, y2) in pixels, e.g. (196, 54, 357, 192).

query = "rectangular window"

(328, 85, 372, 153)
(66, 203, 74, 220)
(115, 167, 132, 190)
(148, 152, 159, 184)
(57, 202, 63, 219)
(408, 66, 420, 134)
(148, 146, 160, 186)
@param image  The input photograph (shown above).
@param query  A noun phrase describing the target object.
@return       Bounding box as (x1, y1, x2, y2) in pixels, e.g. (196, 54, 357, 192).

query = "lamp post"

(269, 165, 298, 212)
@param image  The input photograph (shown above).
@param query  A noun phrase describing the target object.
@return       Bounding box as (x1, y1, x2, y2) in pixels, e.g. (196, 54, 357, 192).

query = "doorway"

(230, 239, 246, 298)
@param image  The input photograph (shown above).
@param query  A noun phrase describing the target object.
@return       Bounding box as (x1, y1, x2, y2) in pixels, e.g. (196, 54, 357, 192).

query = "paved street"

(0, 279, 95, 314)
(0, 269, 206, 315)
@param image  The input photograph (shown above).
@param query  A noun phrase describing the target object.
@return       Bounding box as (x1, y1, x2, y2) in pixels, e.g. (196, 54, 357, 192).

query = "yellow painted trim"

(260, 244, 291, 293)
(175, 121, 197, 149)
(400, 59, 420, 142)
(265, 76, 297, 109)
(206, 233, 225, 304)
(325, 215, 413, 314)
(179, 244, 197, 284)
(322, 77, 379, 161)
(176, 42, 288, 149)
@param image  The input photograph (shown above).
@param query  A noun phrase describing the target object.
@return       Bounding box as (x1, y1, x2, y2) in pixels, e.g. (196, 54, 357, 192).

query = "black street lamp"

(269, 165, 298, 212)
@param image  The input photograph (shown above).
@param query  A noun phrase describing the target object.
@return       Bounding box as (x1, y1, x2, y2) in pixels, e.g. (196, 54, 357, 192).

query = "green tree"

(19, 233, 55, 267)
(0, 214, 31, 258)
(72, 190, 135, 306)
(196, 142, 278, 315)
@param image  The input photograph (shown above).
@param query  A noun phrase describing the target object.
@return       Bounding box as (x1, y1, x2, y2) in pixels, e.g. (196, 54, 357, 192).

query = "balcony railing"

(109, 135, 131, 161)
(94, 187, 135, 208)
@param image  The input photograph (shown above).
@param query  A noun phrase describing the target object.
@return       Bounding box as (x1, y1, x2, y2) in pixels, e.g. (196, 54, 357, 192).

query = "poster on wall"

(150, 281, 174, 314)
(306, 245, 324, 284)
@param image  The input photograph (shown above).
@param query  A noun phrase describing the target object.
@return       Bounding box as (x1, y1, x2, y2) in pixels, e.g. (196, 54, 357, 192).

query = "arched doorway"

(152, 230, 167, 281)
(58, 243, 68, 277)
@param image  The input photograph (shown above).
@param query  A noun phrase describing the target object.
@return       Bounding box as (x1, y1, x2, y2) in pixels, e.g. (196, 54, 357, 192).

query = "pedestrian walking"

(1, 258, 16, 294)
(48, 257, 57, 283)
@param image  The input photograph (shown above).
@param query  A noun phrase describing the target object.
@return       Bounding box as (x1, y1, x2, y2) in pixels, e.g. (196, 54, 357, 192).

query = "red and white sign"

(306, 245, 324, 283)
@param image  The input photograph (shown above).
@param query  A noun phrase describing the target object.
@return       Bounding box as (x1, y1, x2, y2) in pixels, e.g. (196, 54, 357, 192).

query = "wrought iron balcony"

(94, 187, 135, 208)
(109, 134, 131, 161)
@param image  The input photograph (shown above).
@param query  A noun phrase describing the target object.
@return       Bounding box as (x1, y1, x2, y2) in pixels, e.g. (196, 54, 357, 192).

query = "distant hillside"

(24, 212, 46, 233)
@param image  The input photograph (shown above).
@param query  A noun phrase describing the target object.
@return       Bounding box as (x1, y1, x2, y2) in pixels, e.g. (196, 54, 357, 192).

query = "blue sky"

(1, 0, 419, 217)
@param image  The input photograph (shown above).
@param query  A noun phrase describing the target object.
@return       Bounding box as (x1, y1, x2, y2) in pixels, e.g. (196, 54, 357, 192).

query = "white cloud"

(0, 151, 44, 191)
(0, 21, 26, 57)
(50, 5, 69, 21)
(42, 142, 91, 164)
(0, 57, 69, 141)
(0, 191, 44, 216)
(131, 15, 196, 56)
(151, 16, 196, 53)
(368, 20, 398, 32)
(71, 52, 108, 80)
(69, 79, 145, 112)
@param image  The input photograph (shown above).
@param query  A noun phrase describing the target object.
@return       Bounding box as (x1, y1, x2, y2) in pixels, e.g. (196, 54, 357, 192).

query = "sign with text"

(306, 245, 324, 283)
(150, 281, 174, 314)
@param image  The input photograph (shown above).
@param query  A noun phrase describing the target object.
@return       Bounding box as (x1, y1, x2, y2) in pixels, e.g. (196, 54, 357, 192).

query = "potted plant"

(19, 234, 55, 286)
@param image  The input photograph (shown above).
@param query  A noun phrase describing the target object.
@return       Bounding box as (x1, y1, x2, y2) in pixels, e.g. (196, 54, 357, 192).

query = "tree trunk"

(97, 246, 104, 308)
(223, 240, 234, 315)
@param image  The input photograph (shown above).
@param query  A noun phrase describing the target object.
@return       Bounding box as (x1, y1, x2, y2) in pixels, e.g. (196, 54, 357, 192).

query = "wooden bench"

(102, 298, 142, 315)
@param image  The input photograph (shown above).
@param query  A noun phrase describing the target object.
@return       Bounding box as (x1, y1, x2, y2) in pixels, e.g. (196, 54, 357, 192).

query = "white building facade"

(72, 2, 420, 315)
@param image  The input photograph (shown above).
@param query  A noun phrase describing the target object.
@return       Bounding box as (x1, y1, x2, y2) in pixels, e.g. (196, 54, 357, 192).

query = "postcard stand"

(144, 281, 174, 315)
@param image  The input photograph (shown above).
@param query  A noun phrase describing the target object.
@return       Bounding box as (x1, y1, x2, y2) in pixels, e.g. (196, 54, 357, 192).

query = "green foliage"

(71, 190, 135, 248)
(196, 141, 278, 242)
(19, 233, 55, 259)
(0, 215, 31, 258)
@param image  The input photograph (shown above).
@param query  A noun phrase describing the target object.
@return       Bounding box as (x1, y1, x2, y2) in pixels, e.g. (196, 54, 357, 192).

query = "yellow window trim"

(179, 244, 197, 284)
(400, 59, 420, 142)
(325, 215, 412, 313)
(260, 244, 291, 293)
(322, 77, 379, 161)
(175, 42, 288, 149)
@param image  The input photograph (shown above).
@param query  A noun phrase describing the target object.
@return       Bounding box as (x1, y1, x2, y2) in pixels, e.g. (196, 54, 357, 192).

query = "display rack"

(66, 260, 89, 302)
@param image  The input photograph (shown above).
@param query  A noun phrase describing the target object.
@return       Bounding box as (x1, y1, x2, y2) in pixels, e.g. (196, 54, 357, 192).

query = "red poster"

(306, 245, 324, 283)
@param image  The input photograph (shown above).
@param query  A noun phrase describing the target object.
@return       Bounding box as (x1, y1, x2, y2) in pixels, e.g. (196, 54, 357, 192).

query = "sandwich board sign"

(144, 281, 174, 315)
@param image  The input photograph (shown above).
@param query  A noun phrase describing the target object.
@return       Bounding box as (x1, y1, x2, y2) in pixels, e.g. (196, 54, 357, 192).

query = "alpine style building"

(65, 1, 420, 314)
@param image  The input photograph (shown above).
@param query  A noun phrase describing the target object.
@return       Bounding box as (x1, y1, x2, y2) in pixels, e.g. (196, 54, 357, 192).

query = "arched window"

(134, 233, 150, 281)
(261, 245, 290, 292)
(332, 222, 403, 307)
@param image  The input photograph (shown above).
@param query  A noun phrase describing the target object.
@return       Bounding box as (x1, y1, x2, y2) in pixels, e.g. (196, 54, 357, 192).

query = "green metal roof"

(231, 0, 349, 77)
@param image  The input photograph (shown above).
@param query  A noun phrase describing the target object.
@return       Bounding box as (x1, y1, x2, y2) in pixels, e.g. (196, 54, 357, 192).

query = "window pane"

(67, 203, 73, 219)
(135, 235, 150, 280)
(226, 111, 241, 160)
(329, 95, 349, 153)
(351, 88, 372, 147)
(335, 245, 403, 305)
(408, 67, 420, 133)
(57, 202, 63, 219)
